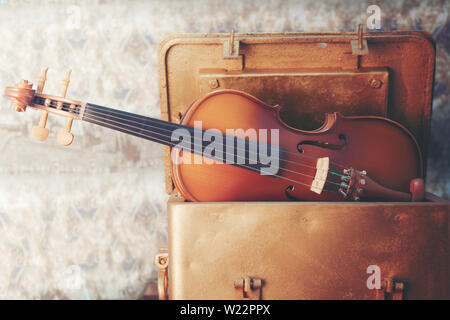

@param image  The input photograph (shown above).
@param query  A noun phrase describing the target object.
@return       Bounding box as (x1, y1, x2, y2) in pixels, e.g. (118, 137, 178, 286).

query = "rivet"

(370, 79, 382, 89)
(209, 79, 219, 89)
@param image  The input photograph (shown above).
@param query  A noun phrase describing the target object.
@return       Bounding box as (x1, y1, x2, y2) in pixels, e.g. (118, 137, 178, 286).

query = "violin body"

(172, 90, 423, 202)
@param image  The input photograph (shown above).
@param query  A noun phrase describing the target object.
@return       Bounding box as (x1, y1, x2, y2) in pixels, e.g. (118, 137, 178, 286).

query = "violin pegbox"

(3, 68, 84, 146)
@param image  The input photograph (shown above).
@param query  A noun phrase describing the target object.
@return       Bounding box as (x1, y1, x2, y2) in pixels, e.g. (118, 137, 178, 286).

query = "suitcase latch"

(377, 278, 405, 300)
(234, 276, 263, 300)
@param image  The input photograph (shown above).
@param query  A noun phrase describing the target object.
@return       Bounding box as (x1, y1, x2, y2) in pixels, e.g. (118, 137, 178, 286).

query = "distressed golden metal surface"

(198, 69, 389, 131)
(167, 195, 449, 300)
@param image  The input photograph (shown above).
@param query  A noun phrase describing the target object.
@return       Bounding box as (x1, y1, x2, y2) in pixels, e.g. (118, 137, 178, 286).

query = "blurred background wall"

(0, 0, 448, 299)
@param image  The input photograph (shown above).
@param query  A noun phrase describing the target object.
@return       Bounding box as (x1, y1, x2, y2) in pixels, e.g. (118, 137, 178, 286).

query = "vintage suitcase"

(155, 30, 450, 300)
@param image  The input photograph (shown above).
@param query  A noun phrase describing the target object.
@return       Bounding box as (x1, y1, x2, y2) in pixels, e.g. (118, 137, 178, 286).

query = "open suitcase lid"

(158, 30, 435, 194)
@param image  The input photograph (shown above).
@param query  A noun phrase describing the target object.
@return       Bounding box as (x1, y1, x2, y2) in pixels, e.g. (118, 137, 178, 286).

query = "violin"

(4, 69, 425, 202)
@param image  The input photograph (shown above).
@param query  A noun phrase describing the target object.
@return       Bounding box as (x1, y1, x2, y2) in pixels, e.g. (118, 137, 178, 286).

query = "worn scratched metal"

(168, 199, 448, 299)
(198, 70, 390, 131)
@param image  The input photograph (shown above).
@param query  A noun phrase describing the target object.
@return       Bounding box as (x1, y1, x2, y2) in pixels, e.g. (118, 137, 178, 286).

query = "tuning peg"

(57, 70, 74, 146)
(59, 69, 71, 98)
(37, 67, 48, 94)
(57, 115, 74, 146)
(31, 68, 51, 142)
(32, 99, 50, 141)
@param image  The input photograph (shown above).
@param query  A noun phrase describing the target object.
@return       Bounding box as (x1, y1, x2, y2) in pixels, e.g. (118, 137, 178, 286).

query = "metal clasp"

(234, 276, 263, 299)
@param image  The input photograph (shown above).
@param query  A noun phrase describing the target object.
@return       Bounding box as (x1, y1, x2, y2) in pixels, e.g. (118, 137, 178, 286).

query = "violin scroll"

(4, 79, 35, 112)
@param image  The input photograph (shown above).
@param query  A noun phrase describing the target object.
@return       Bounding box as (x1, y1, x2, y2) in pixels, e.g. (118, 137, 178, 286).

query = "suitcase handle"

(155, 249, 169, 300)
(234, 276, 263, 300)
(377, 278, 405, 300)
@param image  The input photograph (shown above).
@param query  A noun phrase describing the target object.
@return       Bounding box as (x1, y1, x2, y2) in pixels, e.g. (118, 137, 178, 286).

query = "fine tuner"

(4, 68, 83, 146)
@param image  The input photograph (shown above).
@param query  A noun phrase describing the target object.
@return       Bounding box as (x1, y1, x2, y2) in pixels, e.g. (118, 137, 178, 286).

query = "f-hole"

(297, 134, 347, 152)
(285, 185, 301, 201)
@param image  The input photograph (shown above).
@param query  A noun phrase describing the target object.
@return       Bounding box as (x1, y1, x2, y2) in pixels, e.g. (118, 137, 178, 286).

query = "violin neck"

(80, 102, 277, 175)
(81, 102, 182, 148)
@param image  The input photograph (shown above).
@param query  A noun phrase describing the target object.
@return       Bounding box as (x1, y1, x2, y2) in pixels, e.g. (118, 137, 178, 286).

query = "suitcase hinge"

(155, 248, 169, 300)
(223, 29, 240, 59)
(234, 276, 263, 300)
(351, 24, 369, 56)
(377, 278, 405, 300)
(222, 30, 244, 71)
(351, 24, 369, 69)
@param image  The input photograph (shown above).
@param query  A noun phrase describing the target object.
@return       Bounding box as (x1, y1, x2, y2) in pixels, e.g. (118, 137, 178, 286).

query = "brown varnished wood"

(172, 90, 423, 202)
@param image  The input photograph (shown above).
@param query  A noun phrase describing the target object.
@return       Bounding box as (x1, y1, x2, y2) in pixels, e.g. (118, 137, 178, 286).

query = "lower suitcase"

(157, 194, 449, 300)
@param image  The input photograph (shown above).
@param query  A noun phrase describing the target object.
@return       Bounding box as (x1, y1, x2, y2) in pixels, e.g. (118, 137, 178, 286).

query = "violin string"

(36, 94, 349, 171)
(81, 114, 338, 193)
(41, 99, 345, 192)
(82, 106, 318, 169)
(66, 101, 349, 171)
(80, 107, 342, 183)
(79, 105, 347, 179)
(80, 111, 343, 190)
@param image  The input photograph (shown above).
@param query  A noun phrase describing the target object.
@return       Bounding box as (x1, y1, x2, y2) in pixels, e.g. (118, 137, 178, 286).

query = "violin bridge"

(310, 157, 330, 194)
